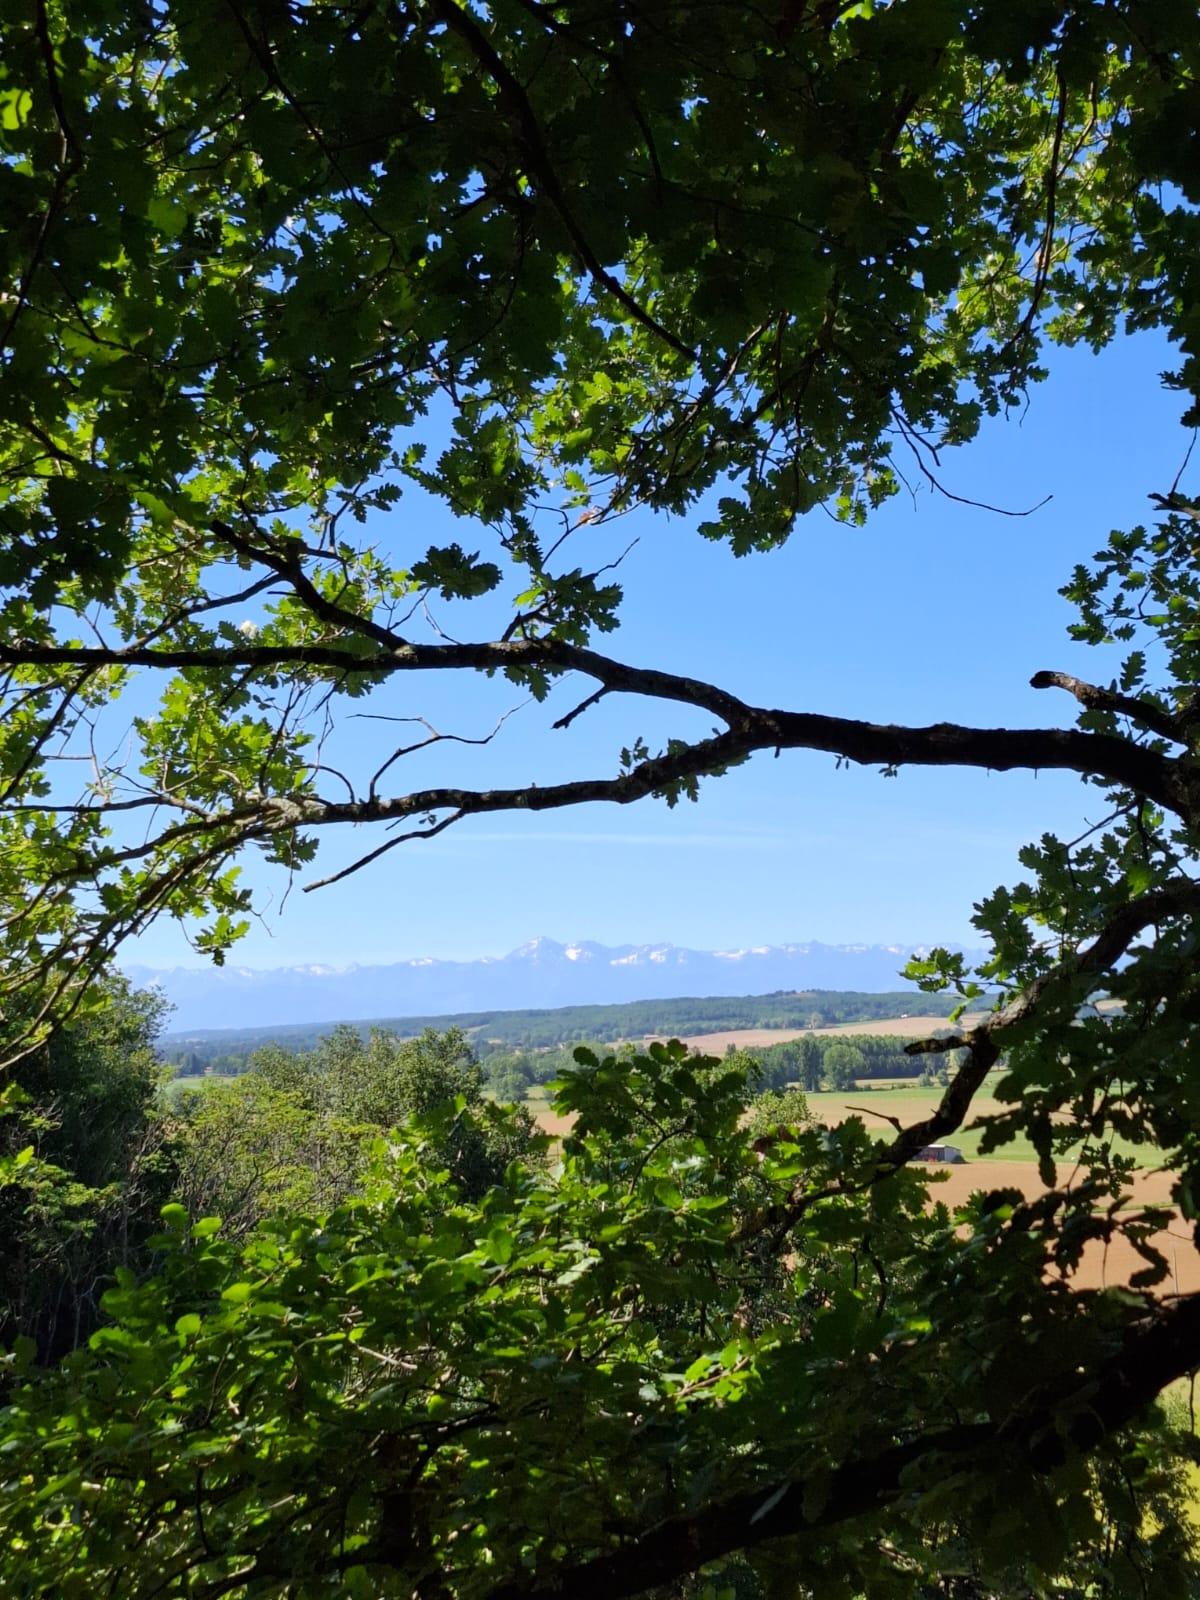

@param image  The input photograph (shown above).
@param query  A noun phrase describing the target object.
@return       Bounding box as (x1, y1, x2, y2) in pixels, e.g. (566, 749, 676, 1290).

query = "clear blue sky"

(124, 329, 1191, 972)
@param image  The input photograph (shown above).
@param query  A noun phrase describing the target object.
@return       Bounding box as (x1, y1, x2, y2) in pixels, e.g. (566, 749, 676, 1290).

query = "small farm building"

(916, 1144, 964, 1164)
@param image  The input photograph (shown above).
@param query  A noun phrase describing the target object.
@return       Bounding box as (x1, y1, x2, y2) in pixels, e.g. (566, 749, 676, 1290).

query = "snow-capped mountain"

(127, 937, 983, 1034)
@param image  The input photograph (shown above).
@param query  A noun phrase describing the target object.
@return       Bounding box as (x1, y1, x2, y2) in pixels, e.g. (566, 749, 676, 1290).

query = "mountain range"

(127, 937, 984, 1034)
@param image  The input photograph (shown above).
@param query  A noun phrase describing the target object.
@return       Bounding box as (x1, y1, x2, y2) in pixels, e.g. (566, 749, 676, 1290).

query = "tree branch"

(1030, 670, 1184, 744)
(431, 0, 695, 361)
(209, 519, 409, 652)
(0, 0, 80, 357)
(0, 639, 1187, 813)
(279, 711, 1190, 849)
(488, 1290, 1200, 1599)
(746, 877, 1200, 1240)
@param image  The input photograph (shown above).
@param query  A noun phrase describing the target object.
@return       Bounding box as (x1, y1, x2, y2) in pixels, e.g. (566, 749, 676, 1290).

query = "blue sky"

(124, 328, 1191, 972)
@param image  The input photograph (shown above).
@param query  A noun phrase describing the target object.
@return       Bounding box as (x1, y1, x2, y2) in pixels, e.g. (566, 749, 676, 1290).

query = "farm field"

(525, 1081, 1191, 1294)
(525, 1090, 575, 1137)
(659, 1013, 986, 1054)
(527, 1079, 1152, 1165)
(803, 1084, 1152, 1165)
(926, 1160, 1196, 1296)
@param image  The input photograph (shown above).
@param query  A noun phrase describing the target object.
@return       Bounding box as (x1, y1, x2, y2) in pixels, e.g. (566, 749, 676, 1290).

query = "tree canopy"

(2, 0, 1200, 1595)
(2, 0, 1198, 1033)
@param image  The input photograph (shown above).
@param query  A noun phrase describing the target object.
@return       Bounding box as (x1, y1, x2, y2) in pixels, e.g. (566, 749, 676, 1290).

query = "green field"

(522, 1079, 1154, 1168)
(805, 1083, 1150, 1165)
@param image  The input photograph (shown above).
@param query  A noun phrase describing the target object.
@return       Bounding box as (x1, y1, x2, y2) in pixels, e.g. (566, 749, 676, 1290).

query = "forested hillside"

(162, 988, 962, 1075)
(2, 998, 538, 1361)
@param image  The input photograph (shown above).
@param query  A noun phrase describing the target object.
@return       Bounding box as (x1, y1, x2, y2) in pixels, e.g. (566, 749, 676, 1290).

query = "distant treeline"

(488, 1030, 965, 1100)
(745, 1032, 966, 1093)
(163, 989, 963, 1078)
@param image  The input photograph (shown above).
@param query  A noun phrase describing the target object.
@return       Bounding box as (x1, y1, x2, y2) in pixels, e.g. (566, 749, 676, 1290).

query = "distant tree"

(175, 1025, 539, 1225)
(486, 1053, 536, 1104)
(744, 1086, 812, 1146)
(345, 1027, 482, 1123)
(171, 1074, 367, 1239)
(246, 1041, 317, 1102)
(799, 1036, 824, 1094)
(823, 1042, 867, 1092)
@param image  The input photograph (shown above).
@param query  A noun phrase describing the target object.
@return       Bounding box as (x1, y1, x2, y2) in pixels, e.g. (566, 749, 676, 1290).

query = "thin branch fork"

(1030, 669, 1185, 744)
(209, 519, 409, 652)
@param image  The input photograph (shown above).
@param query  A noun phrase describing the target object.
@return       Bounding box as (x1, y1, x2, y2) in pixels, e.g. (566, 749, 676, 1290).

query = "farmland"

(526, 1076, 1187, 1295)
(161, 989, 965, 1077)
(528, 1078, 1155, 1166)
(802, 1082, 1151, 1164)
(927, 1160, 1196, 1295)
(658, 1012, 984, 1054)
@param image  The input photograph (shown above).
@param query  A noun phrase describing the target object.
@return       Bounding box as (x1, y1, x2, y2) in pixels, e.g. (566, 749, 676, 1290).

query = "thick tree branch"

(0, 639, 1188, 813)
(277, 715, 1191, 855)
(762, 707, 1186, 813)
(486, 1291, 1200, 1599)
(0, 636, 748, 718)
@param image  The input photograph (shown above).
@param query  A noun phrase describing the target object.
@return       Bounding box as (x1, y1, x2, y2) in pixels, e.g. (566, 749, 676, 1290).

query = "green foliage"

(0, 978, 173, 1362)
(2, 1, 1200, 1593)
(171, 1025, 540, 1233)
(743, 1085, 813, 1145)
(1, 0, 1198, 1017)
(822, 1041, 868, 1091)
(169, 1074, 373, 1241)
(3, 1049, 1196, 1598)
(746, 1032, 942, 1094)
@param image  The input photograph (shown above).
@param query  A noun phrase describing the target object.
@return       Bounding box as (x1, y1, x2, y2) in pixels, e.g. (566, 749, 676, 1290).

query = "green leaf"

(0, 88, 32, 131)
(485, 1226, 514, 1265)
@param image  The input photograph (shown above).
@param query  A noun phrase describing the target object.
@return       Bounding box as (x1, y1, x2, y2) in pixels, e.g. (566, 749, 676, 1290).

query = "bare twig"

(302, 810, 465, 891)
(552, 686, 610, 730)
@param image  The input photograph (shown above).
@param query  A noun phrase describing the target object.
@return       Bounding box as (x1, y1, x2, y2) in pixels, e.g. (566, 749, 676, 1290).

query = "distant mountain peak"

(127, 936, 983, 1034)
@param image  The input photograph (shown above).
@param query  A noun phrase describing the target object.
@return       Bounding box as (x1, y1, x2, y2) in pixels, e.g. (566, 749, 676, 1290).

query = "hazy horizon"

(125, 929, 976, 977)
(128, 933, 986, 1034)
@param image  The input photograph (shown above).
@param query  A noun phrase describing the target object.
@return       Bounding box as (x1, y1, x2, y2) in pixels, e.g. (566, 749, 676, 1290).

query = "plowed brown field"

(923, 1160, 1197, 1294)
